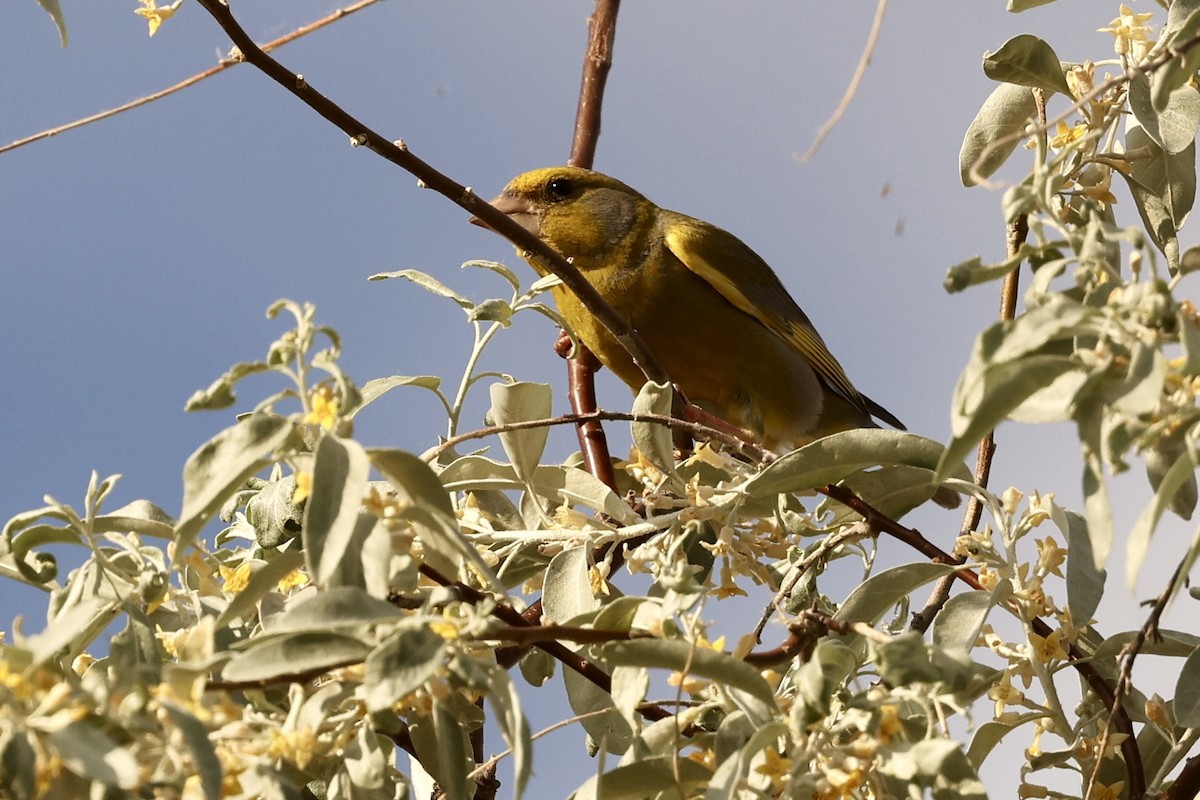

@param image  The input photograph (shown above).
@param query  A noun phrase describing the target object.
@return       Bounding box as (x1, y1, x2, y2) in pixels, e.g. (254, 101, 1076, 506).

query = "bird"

(478, 166, 915, 459)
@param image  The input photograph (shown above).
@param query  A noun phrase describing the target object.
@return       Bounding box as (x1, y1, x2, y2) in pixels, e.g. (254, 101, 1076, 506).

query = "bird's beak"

(469, 192, 540, 237)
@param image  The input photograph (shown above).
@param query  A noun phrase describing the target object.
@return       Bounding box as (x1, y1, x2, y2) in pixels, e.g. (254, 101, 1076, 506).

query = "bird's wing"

(663, 215, 902, 428)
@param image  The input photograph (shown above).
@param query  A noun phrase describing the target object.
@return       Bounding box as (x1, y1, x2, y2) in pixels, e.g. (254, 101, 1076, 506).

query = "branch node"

(227, 45, 244, 62)
(349, 133, 368, 147)
(295, 74, 306, 89)
(393, 139, 407, 151)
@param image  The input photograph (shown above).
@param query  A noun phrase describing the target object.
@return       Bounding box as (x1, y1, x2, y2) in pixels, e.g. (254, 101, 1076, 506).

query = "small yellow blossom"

(303, 385, 340, 431)
(277, 569, 310, 593)
(978, 566, 1001, 591)
(877, 703, 903, 744)
(686, 746, 717, 771)
(267, 726, 320, 770)
(292, 471, 313, 504)
(588, 565, 611, 597)
(1002, 487, 1024, 516)
(987, 672, 1025, 716)
(1049, 121, 1089, 150)
(754, 748, 792, 789)
(219, 562, 253, 595)
(1098, 4, 1156, 58)
(1035, 536, 1067, 577)
(1029, 628, 1069, 663)
(134, 0, 183, 37)
(1092, 781, 1126, 800)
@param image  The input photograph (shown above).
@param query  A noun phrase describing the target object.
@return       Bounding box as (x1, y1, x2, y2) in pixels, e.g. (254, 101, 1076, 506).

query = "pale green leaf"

(176, 414, 293, 553)
(368, 268, 472, 310)
(489, 381, 552, 483)
(214, 549, 306, 628)
(748, 429, 967, 497)
(630, 381, 680, 485)
(266, 585, 404, 633)
(432, 701, 471, 800)
(932, 582, 1010, 656)
(836, 562, 962, 625)
(364, 623, 447, 712)
(484, 668, 532, 800)
(563, 666, 631, 755)
(222, 631, 371, 683)
(1053, 505, 1105, 625)
(349, 375, 443, 419)
(302, 435, 371, 587)
(1130, 73, 1200, 155)
(162, 703, 223, 800)
(1007, 0, 1057, 10)
(47, 721, 137, 789)
(543, 545, 599, 624)
(1174, 646, 1200, 726)
(968, 720, 1017, 769)
(959, 82, 1037, 186)
(35, 0, 68, 47)
(602, 639, 777, 725)
(570, 757, 710, 800)
(982, 35, 1071, 96)
(1128, 447, 1199, 588)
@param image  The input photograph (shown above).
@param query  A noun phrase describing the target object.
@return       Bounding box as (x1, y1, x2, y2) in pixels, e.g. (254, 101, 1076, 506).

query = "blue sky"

(3, 0, 1190, 794)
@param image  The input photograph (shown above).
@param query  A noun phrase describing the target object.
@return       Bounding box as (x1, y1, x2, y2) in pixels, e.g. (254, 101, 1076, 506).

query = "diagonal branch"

(191, 0, 670, 392)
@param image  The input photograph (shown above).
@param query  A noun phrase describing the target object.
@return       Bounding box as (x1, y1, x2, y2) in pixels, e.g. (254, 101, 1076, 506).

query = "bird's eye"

(546, 177, 574, 200)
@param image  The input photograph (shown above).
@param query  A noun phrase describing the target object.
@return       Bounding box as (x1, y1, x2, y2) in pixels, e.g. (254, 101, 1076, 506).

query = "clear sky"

(3, 0, 1189, 794)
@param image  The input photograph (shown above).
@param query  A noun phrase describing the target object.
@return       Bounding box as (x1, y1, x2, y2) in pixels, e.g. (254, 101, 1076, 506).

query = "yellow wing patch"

(663, 223, 866, 411)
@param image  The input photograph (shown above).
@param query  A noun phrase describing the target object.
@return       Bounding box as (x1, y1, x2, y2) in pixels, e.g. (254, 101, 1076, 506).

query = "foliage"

(5, 2, 1200, 800)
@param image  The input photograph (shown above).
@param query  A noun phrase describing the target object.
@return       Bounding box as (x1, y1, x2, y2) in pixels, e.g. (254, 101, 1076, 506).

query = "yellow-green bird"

(483, 166, 906, 452)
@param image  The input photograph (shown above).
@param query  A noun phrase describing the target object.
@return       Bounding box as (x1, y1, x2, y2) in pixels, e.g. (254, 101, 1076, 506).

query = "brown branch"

(1087, 555, 1189, 798)
(1167, 754, 1200, 800)
(0, 0, 384, 156)
(562, 0, 622, 492)
(486, 623, 652, 646)
(191, 0, 669, 391)
(910, 211, 1028, 635)
(559, 333, 619, 491)
(568, 0, 620, 170)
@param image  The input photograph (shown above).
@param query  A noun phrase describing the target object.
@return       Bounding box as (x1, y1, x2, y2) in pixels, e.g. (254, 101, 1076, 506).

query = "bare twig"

(562, 0, 622, 492)
(1086, 554, 1189, 799)
(796, 0, 887, 163)
(192, 0, 670, 391)
(0, 0, 383, 156)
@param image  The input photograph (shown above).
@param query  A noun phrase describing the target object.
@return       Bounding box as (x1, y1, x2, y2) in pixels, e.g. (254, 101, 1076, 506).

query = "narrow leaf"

(982, 35, 1071, 96)
(960, 83, 1037, 186)
(302, 435, 371, 586)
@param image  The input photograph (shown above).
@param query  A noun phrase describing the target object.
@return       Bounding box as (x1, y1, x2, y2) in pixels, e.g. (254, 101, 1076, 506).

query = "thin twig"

(0, 0, 383, 156)
(1086, 553, 1189, 799)
(796, 0, 887, 163)
(192, 0, 670, 391)
(419, 408, 767, 464)
(562, 0, 622, 492)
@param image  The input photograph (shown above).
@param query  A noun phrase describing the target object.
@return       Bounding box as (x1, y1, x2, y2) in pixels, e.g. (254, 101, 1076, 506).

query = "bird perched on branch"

(480, 166, 913, 454)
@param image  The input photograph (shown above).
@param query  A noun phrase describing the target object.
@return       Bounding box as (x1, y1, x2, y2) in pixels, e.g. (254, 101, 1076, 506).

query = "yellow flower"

(1093, 781, 1126, 800)
(267, 726, 320, 770)
(303, 385, 340, 431)
(219, 562, 253, 595)
(978, 566, 1001, 591)
(134, 0, 183, 37)
(987, 672, 1025, 716)
(1049, 121, 1089, 150)
(754, 748, 792, 789)
(277, 569, 310, 593)
(292, 471, 313, 504)
(1029, 628, 1069, 663)
(877, 703, 903, 744)
(1035, 536, 1067, 577)
(1098, 4, 1156, 58)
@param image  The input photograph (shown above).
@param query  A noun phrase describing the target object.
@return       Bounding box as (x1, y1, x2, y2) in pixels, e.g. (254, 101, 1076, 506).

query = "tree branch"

(191, 0, 669, 391)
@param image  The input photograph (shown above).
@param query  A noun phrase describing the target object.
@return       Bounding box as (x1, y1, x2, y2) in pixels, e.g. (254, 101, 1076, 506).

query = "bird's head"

(475, 166, 649, 263)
